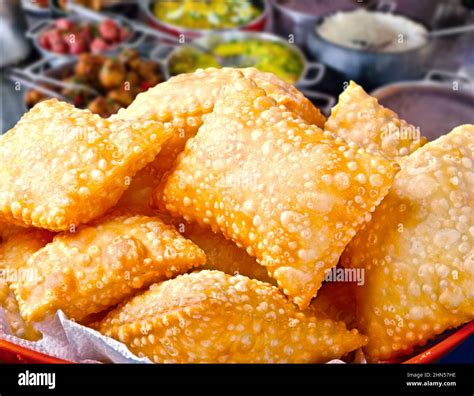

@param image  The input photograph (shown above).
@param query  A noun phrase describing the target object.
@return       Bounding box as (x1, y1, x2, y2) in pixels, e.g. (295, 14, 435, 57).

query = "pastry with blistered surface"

(0, 99, 174, 231)
(11, 215, 206, 322)
(158, 76, 399, 309)
(97, 270, 367, 363)
(325, 81, 427, 160)
(341, 124, 474, 361)
(113, 67, 326, 209)
(0, 282, 40, 340)
(0, 229, 54, 340)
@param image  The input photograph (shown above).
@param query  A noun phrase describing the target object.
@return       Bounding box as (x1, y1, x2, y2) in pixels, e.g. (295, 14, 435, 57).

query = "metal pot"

(19, 58, 83, 112)
(271, 0, 374, 47)
(0, 0, 31, 67)
(306, 13, 437, 89)
(21, 0, 52, 27)
(49, 0, 140, 18)
(139, 0, 271, 40)
(376, 0, 469, 28)
(151, 31, 326, 89)
(26, 14, 137, 67)
(371, 70, 474, 140)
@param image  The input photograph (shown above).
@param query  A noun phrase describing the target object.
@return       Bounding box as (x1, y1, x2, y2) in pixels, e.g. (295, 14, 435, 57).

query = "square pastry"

(157, 77, 399, 309)
(0, 99, 173, 231)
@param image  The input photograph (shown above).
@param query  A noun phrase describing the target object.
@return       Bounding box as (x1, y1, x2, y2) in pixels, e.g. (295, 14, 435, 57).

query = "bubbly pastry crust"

(325, 81, 427, 160)
(11, 215, 206, 322)
(114, 68, 326, 215)
(0, 229, 54, 340)
(0, 282, 41, 341)
(158, 76, 399, 309)
(0, 99, 174, 231)
(342, 124, 474, 361)
(97, 270, 367, 363)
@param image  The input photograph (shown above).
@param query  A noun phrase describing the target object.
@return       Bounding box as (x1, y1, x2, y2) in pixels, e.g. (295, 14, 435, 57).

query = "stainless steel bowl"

(21, 0, 52, 27)
(1, 0, 31, 67)
(371, 71, 474, 140)
(270, 0, 373, 47)
(140, 0, 271, 39)
(18, 48, 165, 113)
(306, 13, 436, 89)
(377, 0, 469, 28)
(151, 31, 326, 89)
(26, 14, 137, 67)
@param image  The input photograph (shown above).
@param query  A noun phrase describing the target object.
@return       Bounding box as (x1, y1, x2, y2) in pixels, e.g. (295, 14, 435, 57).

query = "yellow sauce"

(170, 39, 304, 84)
(153, 0, 261, 30)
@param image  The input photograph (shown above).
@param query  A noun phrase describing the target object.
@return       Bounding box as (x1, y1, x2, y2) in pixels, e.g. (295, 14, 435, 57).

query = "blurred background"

(1, 0, 473, 139)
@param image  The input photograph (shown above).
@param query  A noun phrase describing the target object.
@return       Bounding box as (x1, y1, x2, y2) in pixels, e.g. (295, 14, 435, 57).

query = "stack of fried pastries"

(0, 68, 472, 363)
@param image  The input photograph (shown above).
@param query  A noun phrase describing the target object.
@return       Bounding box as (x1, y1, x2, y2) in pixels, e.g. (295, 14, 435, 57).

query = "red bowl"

(0, 321, 472, 364)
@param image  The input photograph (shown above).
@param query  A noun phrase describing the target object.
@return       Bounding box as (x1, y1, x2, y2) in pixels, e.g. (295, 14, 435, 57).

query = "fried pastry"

(325, 81, 427, 159)
(0, 229, 55, 271)
(0, 282, 40, 341)
(0, 99, 174, 231)
(341, 124, 474, 361)
(115, 67, 325, 129)
(113, 68, 326, 211)
(11, 215, 206, 322)
(158, 76, 398, 309)
(0, 229, 54, 340)
(97, 270, 367, 363)
(181, 223, 275, 284)
(112, 160, 163, 216)
(0, 221, 27, 243)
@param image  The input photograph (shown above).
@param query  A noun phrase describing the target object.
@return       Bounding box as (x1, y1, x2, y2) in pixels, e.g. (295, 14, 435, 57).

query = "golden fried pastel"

(0, 282, 40, 341)
(0, 221, 27, 243)
(113, 68, 327, 214)
(0, 229, 54, 340)
(0, 99, 173, 231)
(341, 124, 474, 361)
(158, 77, 398, 309)
(325, 81, 427, 160)
(11, 215, 206, 322)
(97, 270, 367, 363)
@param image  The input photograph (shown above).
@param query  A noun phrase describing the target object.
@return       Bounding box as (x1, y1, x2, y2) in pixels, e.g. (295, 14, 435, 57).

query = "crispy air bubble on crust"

(341, 124, 474, 362)
(0, 99, 174, 231)
(11, 215, 206, 323)
(0, 229, 54, 340)
(97, 270, 367, 363)
(158, 76, 399, 309)
(113, 67, 327, 209)
(115, 67, 325, 129)
(325, 81, 427, 160)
